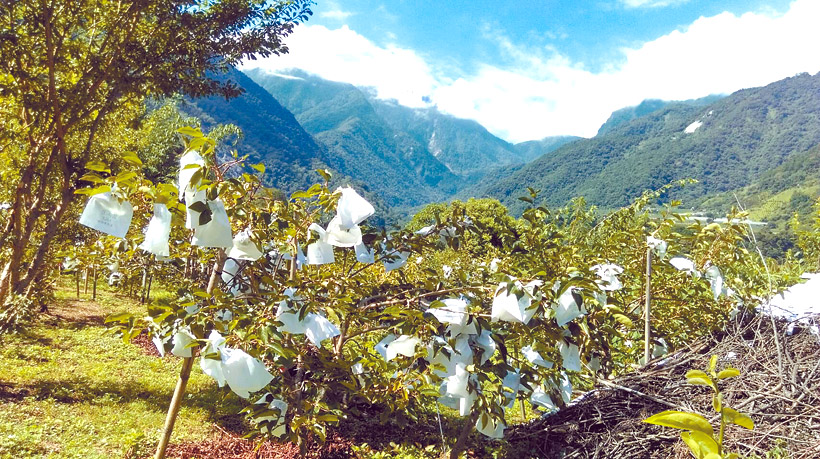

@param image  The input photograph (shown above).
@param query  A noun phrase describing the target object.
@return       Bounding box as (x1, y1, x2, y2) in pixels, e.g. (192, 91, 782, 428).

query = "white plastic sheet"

(198, 330, 274, 399)
(375, 334, 397, 361)
(178, 150, 205, 199)
(255, 395, 288, 437)
(558, 340, 581, 372)
(670, 256, 700, 276)
(558, 371, 573, 403)
(303, 313, 341, 346)
(531, 386, 557, 411)
(476, 415, 506, 439)
(502, 370, 521, 408)
(184, 188, 205, 230)
(336, 186, 375, 229)
(445, 364, 470, 398)
(427, 298, 468, 328)
(554, 287, 585, 327)
(170, 327, 196, 358)
(385, 335, 421, 361)
(354, 242, 375, 264)
(276, 300, 307, 336)
(306, 223, 335, 265)
(228, 229, 263, 261)
(591, 264, 624, 291)
(474, 329, 496, 364)
(325, 215, 363, 248)
(427, 336, 472, 377)
(383, 249, 409, 272)
(221, 348, 275, 399)
(200, 330, 228, 387)
(522, 345, 552, 368)
(491, 282, 537, 325)
(647, 235, 668, 259)
(139, 203, 171, 256)
(192, 200, 233, 248)
(705, 264, 725, 301)
(79, 192, 133, 238)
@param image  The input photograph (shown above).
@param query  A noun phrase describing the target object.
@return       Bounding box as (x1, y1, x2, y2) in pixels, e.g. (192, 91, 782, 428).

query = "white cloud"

(241, 25, 437, 108)
(317, 0, 354, 21)
(320, 10, 354, 20)
(243, 0, 820, 142)
(621, 0, 689, 8)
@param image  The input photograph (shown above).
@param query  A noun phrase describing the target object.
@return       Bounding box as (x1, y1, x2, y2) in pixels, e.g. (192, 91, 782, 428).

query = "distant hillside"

(474, 72, 820, 214)
(244, 69, 465, 209)
(513, 136, 582, 162)
(181, 67, 327, 193)
(699, 144, 820, 227)
(596, 96, 723, 137)
(243, 68, 556, 196)
(368, 100, 523, 177)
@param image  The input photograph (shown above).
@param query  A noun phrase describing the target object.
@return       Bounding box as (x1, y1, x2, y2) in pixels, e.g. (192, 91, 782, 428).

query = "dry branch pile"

(507, 311, 820, 458)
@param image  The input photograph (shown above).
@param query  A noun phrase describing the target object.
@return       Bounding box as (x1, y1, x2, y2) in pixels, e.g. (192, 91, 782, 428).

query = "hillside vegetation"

(475, 72, 820, 215)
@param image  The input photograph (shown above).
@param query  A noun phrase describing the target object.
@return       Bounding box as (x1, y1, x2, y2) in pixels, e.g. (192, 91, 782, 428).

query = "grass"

(0, 277, 539, 459)
(0, 278, 242, 459)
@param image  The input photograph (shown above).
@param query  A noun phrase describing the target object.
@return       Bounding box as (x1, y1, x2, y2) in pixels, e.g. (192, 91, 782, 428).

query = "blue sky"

(243, 0, 820, 142)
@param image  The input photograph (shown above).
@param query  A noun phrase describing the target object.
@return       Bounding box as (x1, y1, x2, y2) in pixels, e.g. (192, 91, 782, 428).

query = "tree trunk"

(16, 181, 74, 297)
(449, 410, 479, 459)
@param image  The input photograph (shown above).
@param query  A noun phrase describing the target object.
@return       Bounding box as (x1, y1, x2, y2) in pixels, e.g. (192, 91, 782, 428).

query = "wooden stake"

(92, 264, 97, 300)
(155, 249, 225, 459)
(644, 247, 652, 366)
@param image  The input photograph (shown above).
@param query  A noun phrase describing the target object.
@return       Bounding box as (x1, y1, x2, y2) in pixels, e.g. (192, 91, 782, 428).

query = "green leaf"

(716, 368, 740, 379)
(722, 407, 754, 430)
(316, 168, 331, 182)
(681, 431, 719, 458)
(187, 201, 208, 213)
(612, 313, 633, 327)
(251, 163, 266, 174)
(114, 171, 138, 183)
(178, 126, 203, 137)
(198, 208, 212, 226)
(104, 312, 133, 323)
(643, 410, 714, 436)
(315, 414, 338, 423)
(712, 393, 722, 413)
(74, 184, 111, 196)
(122, 152, 143, 166)
(686, 370, 715, 389)
(79, 173, 104, 184)
(709, 355, 718, 373)
(85, 160, 110, 173)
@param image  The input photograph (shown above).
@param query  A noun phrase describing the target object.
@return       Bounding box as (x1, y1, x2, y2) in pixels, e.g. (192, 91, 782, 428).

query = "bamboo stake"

(644, 246, 652, 365)
(155, 249, 225, 459)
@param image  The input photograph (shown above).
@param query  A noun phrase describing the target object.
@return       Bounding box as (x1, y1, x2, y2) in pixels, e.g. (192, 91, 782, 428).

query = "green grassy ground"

(0, 279, 537, 459)
(0, 280, 242, 459)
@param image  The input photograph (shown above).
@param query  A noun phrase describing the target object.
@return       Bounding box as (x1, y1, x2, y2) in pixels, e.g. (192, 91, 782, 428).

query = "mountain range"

(183, 67, 820, 224)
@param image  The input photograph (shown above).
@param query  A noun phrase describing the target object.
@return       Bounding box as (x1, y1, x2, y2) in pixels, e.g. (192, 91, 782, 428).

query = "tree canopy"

(0, 0, 313, 304)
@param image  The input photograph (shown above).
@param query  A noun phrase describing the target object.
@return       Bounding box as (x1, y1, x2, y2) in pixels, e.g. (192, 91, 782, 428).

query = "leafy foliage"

(644, 355, 754, 459)
(79, 128, 800, 458)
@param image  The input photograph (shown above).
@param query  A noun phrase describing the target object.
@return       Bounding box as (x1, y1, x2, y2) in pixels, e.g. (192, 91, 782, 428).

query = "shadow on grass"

(0, 372, 248, 430)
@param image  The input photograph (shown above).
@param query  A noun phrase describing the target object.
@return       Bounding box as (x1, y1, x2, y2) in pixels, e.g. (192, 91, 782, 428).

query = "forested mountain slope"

(180, 68, 327, 193)
(700, 143, 820, 227)
(474, 72, 820, 214)
(244, 69, 575, 191)
(244, 68, 459, 208)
